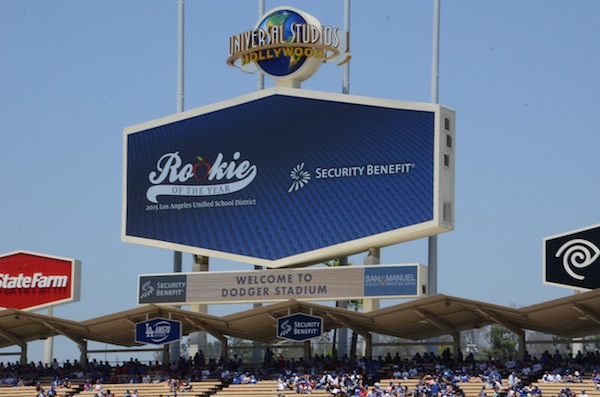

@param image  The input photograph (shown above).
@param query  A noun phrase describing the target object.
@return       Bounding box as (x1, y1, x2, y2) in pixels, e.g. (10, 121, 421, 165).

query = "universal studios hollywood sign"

(227, 6, 350, 83)
(122, 7, 455, 269)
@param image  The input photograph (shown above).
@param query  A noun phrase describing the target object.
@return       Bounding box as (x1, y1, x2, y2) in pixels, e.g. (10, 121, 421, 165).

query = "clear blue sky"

(1, 1, 600, 363)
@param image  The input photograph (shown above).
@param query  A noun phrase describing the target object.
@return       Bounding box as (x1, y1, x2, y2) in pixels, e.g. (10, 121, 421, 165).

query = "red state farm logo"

(0, 251, 80, 310)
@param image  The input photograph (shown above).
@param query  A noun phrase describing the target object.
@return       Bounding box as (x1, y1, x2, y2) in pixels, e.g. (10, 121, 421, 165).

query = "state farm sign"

(0, 251, 81, 310)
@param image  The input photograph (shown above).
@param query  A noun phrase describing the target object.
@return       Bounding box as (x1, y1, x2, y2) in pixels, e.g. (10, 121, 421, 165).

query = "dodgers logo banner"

(544, 224, 600, 290)
(135, 318, 182, 345)
(123, 88, 455, 268)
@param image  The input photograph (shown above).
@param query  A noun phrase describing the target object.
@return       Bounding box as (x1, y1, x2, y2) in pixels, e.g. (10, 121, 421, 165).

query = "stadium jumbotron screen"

(122, 88, 455, 268)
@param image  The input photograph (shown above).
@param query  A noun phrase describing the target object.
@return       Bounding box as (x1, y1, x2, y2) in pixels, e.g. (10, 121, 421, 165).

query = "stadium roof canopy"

(1, 290, 600, 354)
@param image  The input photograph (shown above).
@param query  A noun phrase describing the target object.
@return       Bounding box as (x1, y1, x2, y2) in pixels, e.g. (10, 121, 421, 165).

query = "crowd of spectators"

(3, 349, 600, 397)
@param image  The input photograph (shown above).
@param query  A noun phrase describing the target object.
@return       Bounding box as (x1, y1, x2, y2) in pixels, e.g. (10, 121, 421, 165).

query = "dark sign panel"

(544, 224, 600, 290)
(135, 317, 182, 345)
(123, 88, 455, 268)
(277, 313, 323, 341)
(138, 274, 187, 304)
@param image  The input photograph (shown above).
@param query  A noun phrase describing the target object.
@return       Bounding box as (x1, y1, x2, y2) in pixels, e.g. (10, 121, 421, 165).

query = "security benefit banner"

(138, 264, 428, 305)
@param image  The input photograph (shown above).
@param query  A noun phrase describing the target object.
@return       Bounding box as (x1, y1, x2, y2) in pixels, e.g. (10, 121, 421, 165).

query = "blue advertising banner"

(364, 266, 419, 296)
(135, 317, 182, 345)
(277, 313, 323, 341)
(123, 88, 455, 268)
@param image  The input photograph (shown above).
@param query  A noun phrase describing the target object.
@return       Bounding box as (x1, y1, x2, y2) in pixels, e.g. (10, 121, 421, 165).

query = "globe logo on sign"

(256, 9, 311, 77)
(227, 7, 350, 84)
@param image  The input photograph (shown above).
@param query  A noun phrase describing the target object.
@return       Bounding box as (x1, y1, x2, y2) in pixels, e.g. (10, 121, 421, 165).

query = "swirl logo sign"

(555, 239, 600, 281)
(544, 225, 600, 290)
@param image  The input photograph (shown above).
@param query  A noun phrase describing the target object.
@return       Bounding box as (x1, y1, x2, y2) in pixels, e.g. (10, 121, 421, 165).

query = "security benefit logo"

(138, 275, 187, 304)
(545, 225, 600, 290)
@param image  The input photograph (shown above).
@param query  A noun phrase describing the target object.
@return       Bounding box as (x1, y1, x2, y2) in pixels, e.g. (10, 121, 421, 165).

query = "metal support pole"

(427, 0, 441, 356)
(252, 265, 263, 364)
(257, 0, 265, 90)
(334, 0, 352, 361)
(177, 0, 185, 113)
(337, 256, 349, 358)
(189, 256, 209, 358)
(431, 0, 440, 105)
(428, 0, 440, 298)
(44, 306, 54, 364)
(342, 0, 350, 95)
(171, 0, 185, 364)
(363, 248, 379, 358)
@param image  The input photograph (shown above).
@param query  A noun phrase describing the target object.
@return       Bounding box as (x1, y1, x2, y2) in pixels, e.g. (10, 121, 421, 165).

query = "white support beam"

(476, 308, 524, 336)
(415, 309, 457, 336)
(572, 304, 600, 325)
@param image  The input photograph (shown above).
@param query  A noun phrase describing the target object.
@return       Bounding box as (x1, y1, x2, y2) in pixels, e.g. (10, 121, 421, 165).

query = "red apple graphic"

(193, 155, 211, 182)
